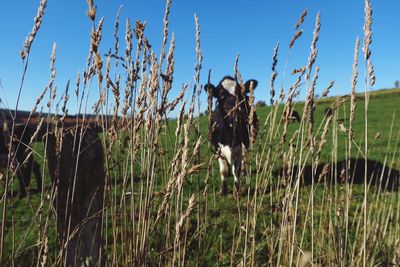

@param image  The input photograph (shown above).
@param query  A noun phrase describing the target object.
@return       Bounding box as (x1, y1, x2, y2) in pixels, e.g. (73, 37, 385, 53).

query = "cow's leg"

(231, 145, 243, 196)
(218, 158, 228, 195)
(32, 160, 42, 192)
(218, 144, 233, 195)
(21, 159, 34, 195)
(17, 168, 27, 198)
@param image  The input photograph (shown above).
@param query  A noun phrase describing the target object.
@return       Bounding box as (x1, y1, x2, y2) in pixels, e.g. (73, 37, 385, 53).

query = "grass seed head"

(294, 8, 308, 30)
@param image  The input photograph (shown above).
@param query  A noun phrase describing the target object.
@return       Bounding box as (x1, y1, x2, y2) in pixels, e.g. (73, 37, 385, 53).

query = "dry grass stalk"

(305, 66, 319, 151)
(298, 251, 312, 267)
(160, 33, 175, 116)
(175, 194, 198, 244)
(234, 54, 240, 80)
(132, 47, 149, 132)
(363, 0, 375, 86)
(154, 129, 186, 229)
(112, 78, 121, 130)
(167, 83, 187, 113)
(176, 101, 195, 193)
(94, 52, 103, 83)
(125, 18, 133, 65)
(86, 0, 96, 21)
(105, 50, 112, 84)
(321, 80, 334, 98)
(154, 179, 175, 229)
(317, 163, 330, 183)
(248, 81, 256, 146)
(194, 14, 203, 86)
(289, 30, 303, 49)
(29, 117, 45, 146)
(23, 0, 47, 55)
(133, 20, 145, 82)
(60, 80, 70, 121)
(294, 8, 308, 30)
(153, 100, 189, 224)
(280, 67, 306, 145)
(40, 236, 49, 267)
(91, 18, 104, 56)
(192, 136, 202, 160)
(367, 60, 375, 87)
(49, 43, 57, 90)
(75, 72, 80, 99)
(43, 44, 58, 112)
(306, 12, 321, 81)
(291, 67, 305, 75)
(160, 0, 172, 63)
(207, 69, 213, 127)
(344, 36, 360, 262)
(113, 6, 123, 57)
(315, 114, 332, 166)
(362, 1, 374, 264)
(225, 99, 245, 119)
(270, 43, 279, 105)
(105, 53, 121, 130)
(121, 18, 134, 119)
(350, 37, 360, 130)
(148, 52, 160, 114)
(47, 85, 57, 110)
(175, 102, 186, 138)
(32, 43, 56, 113)
(32, 88, 49, 114)
(191, 14, 203, 177)
(120, 19, 135, 126)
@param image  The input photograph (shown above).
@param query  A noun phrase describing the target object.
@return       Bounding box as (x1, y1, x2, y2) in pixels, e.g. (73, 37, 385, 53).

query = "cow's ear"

(205, 83, 219, 98)
(244, 79, 258, 93)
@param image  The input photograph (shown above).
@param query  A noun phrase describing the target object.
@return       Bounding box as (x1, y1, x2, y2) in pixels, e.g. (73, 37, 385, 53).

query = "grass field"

(1, 88, 399, 266)
(1, 0, 400, 266)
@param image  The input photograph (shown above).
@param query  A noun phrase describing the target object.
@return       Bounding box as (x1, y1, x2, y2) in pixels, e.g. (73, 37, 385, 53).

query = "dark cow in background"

(206, 76, 258, 195)
(288, 110, 301, 123)
(0, 122, 42, 198)
(324, 107, 334, 118)
(0, 115, 104, 198)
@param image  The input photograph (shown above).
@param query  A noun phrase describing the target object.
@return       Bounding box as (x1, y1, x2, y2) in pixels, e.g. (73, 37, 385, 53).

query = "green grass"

(1, 88, 399, 265)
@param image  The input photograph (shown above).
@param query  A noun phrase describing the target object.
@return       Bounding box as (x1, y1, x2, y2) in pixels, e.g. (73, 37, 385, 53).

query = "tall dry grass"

(0, 0, 399, 266)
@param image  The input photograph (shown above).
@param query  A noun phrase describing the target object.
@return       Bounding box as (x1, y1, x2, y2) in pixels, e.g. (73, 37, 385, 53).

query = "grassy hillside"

(1, 88, 399, 265)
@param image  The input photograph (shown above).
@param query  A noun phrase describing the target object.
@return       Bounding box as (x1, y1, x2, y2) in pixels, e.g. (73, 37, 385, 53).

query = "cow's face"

(206, 76, 258, 117)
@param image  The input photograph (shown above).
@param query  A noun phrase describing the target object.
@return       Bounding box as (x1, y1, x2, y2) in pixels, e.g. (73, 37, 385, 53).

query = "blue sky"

(0, 0, 399, 115)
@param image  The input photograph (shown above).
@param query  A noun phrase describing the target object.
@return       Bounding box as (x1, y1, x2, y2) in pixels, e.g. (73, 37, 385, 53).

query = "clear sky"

(0, 0, 399, 115)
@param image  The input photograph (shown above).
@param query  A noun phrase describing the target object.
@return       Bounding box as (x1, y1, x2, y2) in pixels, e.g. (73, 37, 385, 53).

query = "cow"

(289, 110, 301, 123)
(206, 76, 258, 196)
(0, 122, 42, 198)
(282, 108, 301, 123)
(324, 107, 334, 118)
(0, 115, 105, 198)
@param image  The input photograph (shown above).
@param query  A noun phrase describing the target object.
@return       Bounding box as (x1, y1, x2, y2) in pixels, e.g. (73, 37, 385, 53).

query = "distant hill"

(0, 109, 114, 123)
(0, 109, 38, 122)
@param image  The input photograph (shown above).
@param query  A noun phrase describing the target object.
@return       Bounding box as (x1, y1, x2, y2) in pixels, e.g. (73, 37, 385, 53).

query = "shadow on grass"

(284, 158, 400, 190)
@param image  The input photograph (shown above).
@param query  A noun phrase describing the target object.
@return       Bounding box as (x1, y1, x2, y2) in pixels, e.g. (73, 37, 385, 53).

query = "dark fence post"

(45, 127, 105, 266)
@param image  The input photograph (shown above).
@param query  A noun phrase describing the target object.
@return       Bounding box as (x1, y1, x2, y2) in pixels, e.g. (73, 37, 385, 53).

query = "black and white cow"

(206, 76, 258, 195)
